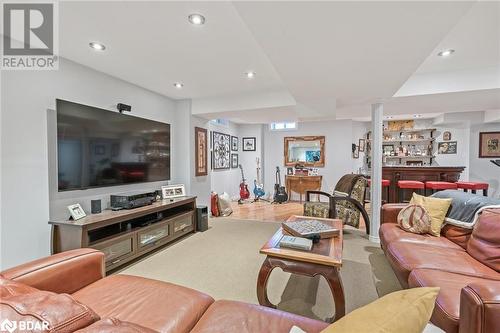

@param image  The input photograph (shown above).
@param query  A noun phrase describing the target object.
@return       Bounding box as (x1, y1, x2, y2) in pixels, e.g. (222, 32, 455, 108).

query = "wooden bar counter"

(383, 166, 466, 203)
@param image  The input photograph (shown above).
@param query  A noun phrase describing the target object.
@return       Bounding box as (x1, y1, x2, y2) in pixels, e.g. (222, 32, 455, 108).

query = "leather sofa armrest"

(1, 248, 105, 294)
(459, 281, 500, 333)
(381, 203, 407, 224)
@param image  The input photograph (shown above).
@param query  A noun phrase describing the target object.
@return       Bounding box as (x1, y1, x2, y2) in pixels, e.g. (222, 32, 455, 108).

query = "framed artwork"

(383, 144, 395, 155)
(443, 131, 452, 141)
(195, 127, 208, 176)
(352, 146, 359, 159)
(358, 139, 366, 152)
(212, 131, 230, 169)
(231, 153, 239, 168)
(231, 136, 238, 151)
(479, 132, 500, 158)
(438, 141, 457, 154)
(242, 137, 256, 151)
(161, 184, 186, 199)
(287, 167, 294, 175)
(67, 203, 86, 221)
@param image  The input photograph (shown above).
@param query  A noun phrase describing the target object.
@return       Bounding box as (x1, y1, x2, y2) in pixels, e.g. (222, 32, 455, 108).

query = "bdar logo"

(0, 319, 17, 333)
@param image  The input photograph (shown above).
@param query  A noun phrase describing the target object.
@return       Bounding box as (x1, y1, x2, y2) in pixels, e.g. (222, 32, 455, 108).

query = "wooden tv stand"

(49, 196, 197, 272)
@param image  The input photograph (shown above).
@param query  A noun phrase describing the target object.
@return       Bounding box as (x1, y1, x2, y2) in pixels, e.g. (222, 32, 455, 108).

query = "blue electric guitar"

(253, 158, 265, 199)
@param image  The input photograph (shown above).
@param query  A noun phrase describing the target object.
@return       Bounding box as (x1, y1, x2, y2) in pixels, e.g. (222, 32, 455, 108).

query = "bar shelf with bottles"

(366, 128, 436, 167)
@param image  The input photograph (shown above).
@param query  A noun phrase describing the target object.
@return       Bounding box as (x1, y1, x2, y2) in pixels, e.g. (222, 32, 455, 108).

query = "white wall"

(237, 124, 265, 198)
(190, 116, 211, 207)
(469, 122, 500, 198)
(1, 59, 182, 269)
(263, 120, 355, 201)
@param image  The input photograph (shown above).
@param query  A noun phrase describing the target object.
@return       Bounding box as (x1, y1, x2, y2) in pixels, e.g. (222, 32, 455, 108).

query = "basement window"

(270, 122, 297, 131)
(210, 119, 229, 127)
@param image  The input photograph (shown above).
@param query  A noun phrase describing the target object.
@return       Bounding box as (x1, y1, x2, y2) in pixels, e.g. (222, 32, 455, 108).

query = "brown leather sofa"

(0, 249, 328, 333)
(380, 204, 500, 333)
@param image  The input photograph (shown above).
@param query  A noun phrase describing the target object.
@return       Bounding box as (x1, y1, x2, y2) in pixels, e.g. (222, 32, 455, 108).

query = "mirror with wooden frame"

(284, 136, 325, 167)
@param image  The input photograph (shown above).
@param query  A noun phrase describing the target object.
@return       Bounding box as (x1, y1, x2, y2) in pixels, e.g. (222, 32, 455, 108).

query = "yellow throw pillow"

(410, 193, 452, 236)
(320, 287, 439, 333)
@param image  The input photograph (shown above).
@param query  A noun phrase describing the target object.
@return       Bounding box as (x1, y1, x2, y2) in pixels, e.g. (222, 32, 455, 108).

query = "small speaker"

(91, 200, 101, 214)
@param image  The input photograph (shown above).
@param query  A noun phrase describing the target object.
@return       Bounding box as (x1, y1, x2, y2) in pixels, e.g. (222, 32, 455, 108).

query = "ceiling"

(55, 1, 499, 123)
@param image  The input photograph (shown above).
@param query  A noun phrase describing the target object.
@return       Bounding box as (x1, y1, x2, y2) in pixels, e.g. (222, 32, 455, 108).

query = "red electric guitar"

(238, 164, 250, 201)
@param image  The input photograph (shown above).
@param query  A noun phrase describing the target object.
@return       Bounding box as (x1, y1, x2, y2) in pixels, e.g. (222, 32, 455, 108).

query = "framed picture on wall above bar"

(479, 132, 500, 158)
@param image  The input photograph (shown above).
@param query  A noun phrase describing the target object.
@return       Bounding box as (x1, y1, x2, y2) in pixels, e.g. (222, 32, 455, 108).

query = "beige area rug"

(120, 218, 402, 321)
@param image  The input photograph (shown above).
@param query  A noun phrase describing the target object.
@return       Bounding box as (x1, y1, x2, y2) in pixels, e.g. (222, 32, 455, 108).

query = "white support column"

(370, 103, 383, 243)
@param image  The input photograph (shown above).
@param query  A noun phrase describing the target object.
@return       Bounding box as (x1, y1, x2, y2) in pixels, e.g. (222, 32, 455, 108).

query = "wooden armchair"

(303, 174, 370, 234)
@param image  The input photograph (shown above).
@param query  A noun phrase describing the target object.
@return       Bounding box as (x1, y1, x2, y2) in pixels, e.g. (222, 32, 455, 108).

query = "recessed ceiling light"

(438, 49, 455, 57)
(245, 71, 256, 79)
(188, 14, 205, 25)
(173, 82, 184, 89)
(89, 42, 105, 51)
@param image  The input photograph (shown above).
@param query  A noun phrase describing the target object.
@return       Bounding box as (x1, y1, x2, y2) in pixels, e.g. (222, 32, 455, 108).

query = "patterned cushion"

(304, 202, 330, 219)
(397, 204, 432, 234)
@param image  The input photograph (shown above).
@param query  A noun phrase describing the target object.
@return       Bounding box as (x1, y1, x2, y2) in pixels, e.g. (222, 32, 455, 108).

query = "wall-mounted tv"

(56, 99, 170, 191)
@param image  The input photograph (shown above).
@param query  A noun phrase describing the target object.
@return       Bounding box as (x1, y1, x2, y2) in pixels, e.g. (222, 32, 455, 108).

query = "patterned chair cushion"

(303, 202, 330, 219)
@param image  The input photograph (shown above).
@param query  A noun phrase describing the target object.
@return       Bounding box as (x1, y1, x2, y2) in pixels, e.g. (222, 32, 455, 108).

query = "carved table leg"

(256, 257, 276, 308)
(323, 267, 346, 322)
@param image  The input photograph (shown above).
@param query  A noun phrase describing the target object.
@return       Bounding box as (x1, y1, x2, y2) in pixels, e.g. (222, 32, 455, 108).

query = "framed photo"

(352, 146, 359, 159)
(358, 139, 366, 152)
(383, 144, 395, 155)
(231, 153, 239, 168)
(195, 127, 208, 176)
(443, 131, 452, 141)
(479, 132, 500, 158)
(242, 137, 256, 151)
(67, 203, 86, 221)
(438, 141, 457, 154)
(287, 167, 294, 175)
(231, 136, 238, 151)
(161, 184, 186, 199)
(212, 131, 230, 169)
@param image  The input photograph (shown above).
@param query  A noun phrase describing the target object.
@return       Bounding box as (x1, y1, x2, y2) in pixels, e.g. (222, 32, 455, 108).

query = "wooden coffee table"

(257, 215, 345, 323)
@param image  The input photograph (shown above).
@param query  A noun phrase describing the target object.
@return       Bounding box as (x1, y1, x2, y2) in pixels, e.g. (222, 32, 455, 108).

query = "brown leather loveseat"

(0, 249, 328, 333)
(380, 205, 500, 333)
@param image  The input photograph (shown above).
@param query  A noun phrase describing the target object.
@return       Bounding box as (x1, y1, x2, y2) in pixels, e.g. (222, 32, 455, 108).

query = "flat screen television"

(56, 99, 170, 191)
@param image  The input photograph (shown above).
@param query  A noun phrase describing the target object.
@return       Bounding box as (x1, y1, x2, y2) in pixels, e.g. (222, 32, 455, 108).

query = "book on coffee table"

(282, 219, 340, 239)
(279, 235, 313, 251)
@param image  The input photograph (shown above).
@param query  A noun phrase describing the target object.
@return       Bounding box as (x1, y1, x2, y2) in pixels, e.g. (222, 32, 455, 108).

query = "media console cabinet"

(49, 196, 197, 272)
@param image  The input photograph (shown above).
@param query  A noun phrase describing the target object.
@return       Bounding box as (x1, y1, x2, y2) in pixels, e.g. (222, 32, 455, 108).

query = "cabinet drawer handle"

(111, 259, 121, 264)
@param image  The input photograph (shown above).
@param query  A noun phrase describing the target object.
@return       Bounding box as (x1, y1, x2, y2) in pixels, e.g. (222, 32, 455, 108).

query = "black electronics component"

(110, 191, 156, 210)
(117, 103, 131, 113)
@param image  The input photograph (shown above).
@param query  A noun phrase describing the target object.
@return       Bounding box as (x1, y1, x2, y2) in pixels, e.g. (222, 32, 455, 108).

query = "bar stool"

(425, 181, 458, 195)
(365, 179, 391, 207)
(397, 180, 424, 203)
(455, 181, 489, 196)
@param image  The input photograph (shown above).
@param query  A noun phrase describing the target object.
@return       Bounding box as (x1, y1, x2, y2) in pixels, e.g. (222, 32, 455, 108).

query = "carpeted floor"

(120, 218, 402, 321)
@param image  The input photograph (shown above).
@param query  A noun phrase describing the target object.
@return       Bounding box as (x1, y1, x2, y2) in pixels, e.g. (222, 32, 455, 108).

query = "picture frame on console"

(67, 203, 86, 221)
(161, 184, 186, 199)
(195, 127, 208, 176)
